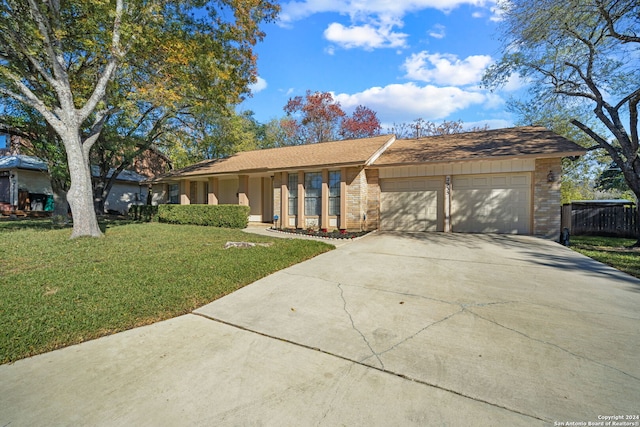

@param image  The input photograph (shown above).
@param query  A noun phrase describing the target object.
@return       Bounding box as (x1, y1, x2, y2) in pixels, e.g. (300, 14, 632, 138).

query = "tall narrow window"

(169, 184, 179, 204)
(190, 182, 198, 203)
(288, 174, 298, 215)
(328, 171, 341, 216)
(304, 172, 322, 216)
(203, 182, 209, 205)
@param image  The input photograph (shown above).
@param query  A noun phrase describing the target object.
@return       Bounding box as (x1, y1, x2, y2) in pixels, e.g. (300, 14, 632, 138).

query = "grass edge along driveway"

(570, 235, 640, 279)
(0, 222, 333, 364)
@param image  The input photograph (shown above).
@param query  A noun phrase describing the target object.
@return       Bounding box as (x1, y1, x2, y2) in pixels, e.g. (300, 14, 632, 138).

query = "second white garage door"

(380, 178, 444, 231)
(451, 173, 531, 234)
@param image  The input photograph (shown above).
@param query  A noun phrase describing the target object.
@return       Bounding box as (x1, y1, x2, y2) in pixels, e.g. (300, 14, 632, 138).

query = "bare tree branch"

(77, 0, 124, 123)
(597, 0, 640, 43)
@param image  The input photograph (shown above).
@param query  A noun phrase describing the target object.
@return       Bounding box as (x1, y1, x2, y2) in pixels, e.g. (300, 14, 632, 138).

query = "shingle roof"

(153, 134, 395, 180)
(375, 126, 586, 165)
(90, 166, 147, 182)
(152, 127, 586, 182)
(0, 155, 48, 171)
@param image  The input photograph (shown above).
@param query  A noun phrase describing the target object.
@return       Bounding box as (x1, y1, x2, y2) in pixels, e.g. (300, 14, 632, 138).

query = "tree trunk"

(64, 133, 103, 238)
(50, 177, 70, 225)
(633, 199, 640, 247)
(93, 176, 107, 215)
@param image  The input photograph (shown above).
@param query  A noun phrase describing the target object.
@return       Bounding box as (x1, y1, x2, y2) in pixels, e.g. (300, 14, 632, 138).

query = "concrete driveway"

(1, 232, 639, 426)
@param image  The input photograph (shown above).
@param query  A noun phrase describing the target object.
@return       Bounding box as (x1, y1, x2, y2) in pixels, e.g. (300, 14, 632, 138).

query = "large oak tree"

(484, 0, 639, 218)
(0, 0, 278, 237)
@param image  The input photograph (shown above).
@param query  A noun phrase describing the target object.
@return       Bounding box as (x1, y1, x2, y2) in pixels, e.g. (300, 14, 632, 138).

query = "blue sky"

(240, 0, 526, 131)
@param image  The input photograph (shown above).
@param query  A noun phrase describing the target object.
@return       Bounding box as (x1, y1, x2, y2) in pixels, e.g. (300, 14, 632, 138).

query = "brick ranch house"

(150, 126, 585, 237)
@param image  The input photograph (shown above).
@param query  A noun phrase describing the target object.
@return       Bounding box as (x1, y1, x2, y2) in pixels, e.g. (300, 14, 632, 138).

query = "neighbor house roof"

(375, 126, 586, 166)
(0, 155, 48, 171)
(90, 166, 147, 183)
(152, 134, 396, 181)
(0, 155, 148, 183)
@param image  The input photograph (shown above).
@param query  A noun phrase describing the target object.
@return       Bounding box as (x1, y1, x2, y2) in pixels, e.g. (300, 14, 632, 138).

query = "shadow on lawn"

(0, 217, 137, 233)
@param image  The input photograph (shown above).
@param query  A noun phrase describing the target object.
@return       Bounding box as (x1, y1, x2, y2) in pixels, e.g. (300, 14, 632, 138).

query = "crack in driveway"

(193, 311, 549, 424)
(280, 271, 639, 385)
(337, 283, 385, 370)
(466, 308, 640, 383)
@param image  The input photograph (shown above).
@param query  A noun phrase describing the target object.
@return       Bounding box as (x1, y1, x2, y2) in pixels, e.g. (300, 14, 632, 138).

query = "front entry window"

(168, 184, 179, 204)
(304, 172, 322, 216)
(329, 171, 340, 216)
(288, 174, 298, 215)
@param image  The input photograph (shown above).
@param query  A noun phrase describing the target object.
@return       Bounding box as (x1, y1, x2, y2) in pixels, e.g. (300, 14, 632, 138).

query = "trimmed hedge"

(128, 205, 159, 222)
(158, 204, 250, 228)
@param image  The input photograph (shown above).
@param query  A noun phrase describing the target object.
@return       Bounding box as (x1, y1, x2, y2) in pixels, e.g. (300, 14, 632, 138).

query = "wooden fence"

(564, 204, 639, 237)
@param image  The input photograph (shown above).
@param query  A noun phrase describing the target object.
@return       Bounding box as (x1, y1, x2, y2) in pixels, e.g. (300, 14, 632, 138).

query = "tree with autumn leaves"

(283, 91, 381, 144)
(0, 0, 278, 238)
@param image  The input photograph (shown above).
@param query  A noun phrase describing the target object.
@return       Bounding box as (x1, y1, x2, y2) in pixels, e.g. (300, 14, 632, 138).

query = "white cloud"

(324, 21, 408, 50)
(279, 0, 497, 52)
(403, 51, 493, 86)
(489, 0, 508, 21)
(333, 82, 488, 122)
(428, 24, 446, 39)
(502, 72, 528, 91)
(280, 0, 494, 24)
(249, 76, 267, 94)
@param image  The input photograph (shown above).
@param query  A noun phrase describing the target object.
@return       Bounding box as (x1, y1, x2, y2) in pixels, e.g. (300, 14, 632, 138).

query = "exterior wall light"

(547, 171, 556, 183)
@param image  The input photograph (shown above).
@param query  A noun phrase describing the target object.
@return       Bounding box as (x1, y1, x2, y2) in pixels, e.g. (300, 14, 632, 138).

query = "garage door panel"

(452, 174, 531, 234)
(380, 178, 443, 232)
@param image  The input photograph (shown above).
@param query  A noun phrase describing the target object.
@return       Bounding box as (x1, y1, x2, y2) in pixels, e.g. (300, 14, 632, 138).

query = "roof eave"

(151, 161, 370, 182)
(374, 150, 587, 168)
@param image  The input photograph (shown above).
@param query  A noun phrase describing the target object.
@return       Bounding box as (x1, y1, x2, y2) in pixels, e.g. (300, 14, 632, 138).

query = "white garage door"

(380, 178, 443, 231)
(451, 173, 531, 234)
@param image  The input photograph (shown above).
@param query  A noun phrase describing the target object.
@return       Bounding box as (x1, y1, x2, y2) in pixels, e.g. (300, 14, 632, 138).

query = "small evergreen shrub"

(158, 204, 250, 228)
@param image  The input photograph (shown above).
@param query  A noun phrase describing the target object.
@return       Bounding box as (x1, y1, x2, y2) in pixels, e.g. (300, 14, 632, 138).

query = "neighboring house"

(0, 155, 51, 212)
(0, 128, 170, 215)
(150, 126, 586, 237)
(0, 154, 148, 214)
(90, 166, 150, 214)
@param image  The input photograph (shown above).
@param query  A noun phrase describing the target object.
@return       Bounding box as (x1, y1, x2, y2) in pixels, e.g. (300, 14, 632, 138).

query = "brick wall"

(342, 167, 379, 231)
(533, 158, 562, 238)
(365, 169, 380, 230)
(345, 167, 362, 230)
(273, 172, 282, 219)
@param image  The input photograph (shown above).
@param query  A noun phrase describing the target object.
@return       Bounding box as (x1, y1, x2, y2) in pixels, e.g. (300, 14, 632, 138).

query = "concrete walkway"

(1, 231, 639, 426)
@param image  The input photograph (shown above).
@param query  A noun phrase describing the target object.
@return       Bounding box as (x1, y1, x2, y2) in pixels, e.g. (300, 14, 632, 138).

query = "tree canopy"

(283, 91, 381, 144)
(484, 0, 640, 204)
(0, 0, 278, 237)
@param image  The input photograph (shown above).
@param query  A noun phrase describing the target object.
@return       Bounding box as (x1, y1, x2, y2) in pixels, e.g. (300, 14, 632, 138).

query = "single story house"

(150, 126, 586, 237)
(0, 155, 150, 214)
(0, 155, 52, 212)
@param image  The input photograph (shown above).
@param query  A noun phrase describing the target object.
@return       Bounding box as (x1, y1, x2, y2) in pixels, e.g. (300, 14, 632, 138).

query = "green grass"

(570, 235, 640, 278)
(0, 220, 333, 364)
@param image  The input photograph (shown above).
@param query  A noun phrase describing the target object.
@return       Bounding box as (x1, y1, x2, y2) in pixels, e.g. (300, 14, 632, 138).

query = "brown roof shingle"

(375, 126, 586, 166)
(154, 134, 395, 180)
(153, 127, 586, 182)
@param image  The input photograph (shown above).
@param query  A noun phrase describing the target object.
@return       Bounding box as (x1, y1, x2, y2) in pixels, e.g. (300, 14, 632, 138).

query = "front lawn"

(569, 235, 640, 279)
(0, 221, 333, 364)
